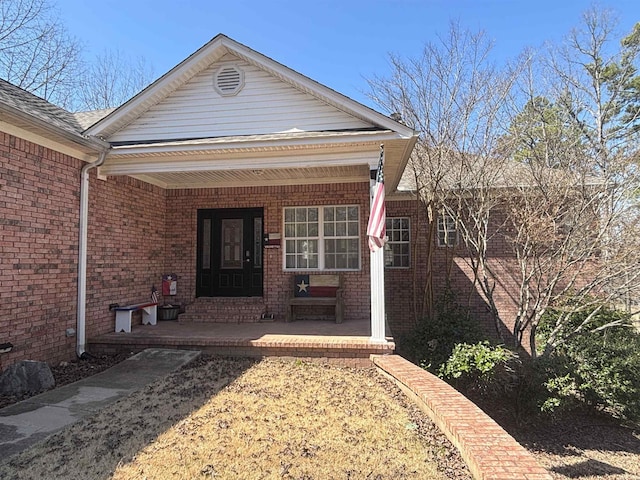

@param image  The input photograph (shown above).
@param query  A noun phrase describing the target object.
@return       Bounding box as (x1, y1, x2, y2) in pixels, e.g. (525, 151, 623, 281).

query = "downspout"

(77, 149, 109, 358)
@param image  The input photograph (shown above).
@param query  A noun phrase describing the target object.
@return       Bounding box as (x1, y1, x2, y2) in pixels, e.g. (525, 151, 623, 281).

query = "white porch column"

(370, 242, 386, 342)
(369, 178, 386, 343)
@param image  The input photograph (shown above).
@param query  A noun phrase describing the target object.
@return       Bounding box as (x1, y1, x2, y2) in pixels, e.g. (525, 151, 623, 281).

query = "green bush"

(439, 341, 512, 379)
(536, 303, 640, 422)
(439, 341, 514, 396)
(397, 290, 484, 374)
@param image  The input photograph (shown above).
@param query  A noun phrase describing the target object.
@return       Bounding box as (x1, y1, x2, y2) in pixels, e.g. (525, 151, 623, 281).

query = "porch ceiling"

(98, 131, 416, 190)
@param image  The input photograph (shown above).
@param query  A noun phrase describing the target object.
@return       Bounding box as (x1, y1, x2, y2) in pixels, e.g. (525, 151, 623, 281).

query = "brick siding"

(0, 132, 82, 367)
(164, 183, 372, 322)
(1, 128, 523, 367)
(386, 199, 520, 345)
(0, 132, 166, 367)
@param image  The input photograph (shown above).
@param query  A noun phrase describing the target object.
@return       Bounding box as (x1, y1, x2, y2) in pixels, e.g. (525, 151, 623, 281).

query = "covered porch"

(77, 35, 417, 362)
(88, 318, 395, 367)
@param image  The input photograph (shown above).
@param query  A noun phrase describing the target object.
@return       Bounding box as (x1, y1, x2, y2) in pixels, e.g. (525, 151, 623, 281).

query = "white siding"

(109, 55, 374, 142)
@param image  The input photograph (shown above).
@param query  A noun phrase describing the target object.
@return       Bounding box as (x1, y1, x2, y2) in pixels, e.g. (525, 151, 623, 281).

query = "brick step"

(180, 297, 266, 323)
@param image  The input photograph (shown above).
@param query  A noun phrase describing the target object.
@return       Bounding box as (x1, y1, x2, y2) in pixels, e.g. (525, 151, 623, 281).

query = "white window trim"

(437, 212, 458, 248)
(385, 217, 411, 269)
(282, 205, 361, 271)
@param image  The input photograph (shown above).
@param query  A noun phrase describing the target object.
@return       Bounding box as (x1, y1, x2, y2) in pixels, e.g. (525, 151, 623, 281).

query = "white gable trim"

(85, 34, 415, 141)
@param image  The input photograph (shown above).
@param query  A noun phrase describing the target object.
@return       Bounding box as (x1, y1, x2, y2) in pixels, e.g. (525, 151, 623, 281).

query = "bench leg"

(142, 305, 157, 326)
(335, 301, 344, 324)
(115, 311, 133, 333)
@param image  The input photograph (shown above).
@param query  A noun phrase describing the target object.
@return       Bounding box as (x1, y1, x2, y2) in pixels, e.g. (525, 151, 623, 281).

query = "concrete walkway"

(0, 348, 200, 461)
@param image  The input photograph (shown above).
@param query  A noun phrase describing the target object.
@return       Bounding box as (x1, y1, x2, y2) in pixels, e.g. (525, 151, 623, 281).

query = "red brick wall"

(165, 183, 372, 321)
(0, 127, 522, 369)
(386, 198, 519, 343)
(0, 132, 82, 367)
(84, 173, 166, 338)
(0, 132, 167, 367)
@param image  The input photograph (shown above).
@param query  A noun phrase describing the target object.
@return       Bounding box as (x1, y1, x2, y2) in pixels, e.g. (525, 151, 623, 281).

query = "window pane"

(296, 223, 307, 237)
(336, 207, 346, 221)
(284, 224, 295, 237)
(285, 208, 295, 222)
(308, 208, 318, 221)
(325, 223, 334, 236)
(286, 255, 296, 268)
(296, 208, 307, 222)
(325, 239, 335, 254)
(348, 206, 358, 220)
(325, 255, 335, 269)
(202, 218, 211, 269)
(308, 223, 318, 236)
(324, 208, 334, 221)
(348, 222, 358, 236)
(336, 222, 346, 236)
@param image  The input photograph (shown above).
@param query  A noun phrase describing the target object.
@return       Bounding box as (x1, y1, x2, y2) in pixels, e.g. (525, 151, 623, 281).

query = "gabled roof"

(0, 79, 107, 156)
(85, 34, 415, 141)
(0, 78, 83, 136)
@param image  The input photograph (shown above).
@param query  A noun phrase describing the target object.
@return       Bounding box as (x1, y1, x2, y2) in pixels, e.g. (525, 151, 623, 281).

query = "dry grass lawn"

(0, 356, 469, 480)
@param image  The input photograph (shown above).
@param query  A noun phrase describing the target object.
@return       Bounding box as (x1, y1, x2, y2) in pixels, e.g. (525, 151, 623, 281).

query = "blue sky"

(56, 0, 640, 109)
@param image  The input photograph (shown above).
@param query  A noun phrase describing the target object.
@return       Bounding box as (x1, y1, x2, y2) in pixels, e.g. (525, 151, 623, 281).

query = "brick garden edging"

(373, 355, 552, 480)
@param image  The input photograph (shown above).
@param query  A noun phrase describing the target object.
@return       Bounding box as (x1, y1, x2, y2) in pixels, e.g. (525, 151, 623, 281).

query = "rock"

(0, 360, 55, 396)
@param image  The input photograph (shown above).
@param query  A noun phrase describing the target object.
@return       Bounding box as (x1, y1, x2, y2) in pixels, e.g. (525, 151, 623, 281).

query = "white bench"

(114, 302, 158, 333)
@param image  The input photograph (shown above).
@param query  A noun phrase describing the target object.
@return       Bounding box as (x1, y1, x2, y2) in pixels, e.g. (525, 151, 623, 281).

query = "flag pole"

(369, 145, 386, 343)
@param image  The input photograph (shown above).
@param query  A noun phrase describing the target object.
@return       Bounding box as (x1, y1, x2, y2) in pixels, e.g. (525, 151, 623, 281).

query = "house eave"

(0, 104, 109, 161)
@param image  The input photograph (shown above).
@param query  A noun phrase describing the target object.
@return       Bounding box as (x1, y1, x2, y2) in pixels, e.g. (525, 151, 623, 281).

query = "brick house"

(1, 34, 515, 368)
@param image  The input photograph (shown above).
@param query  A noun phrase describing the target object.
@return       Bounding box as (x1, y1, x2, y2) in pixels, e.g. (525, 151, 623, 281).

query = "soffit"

(99, 133, 415, 191)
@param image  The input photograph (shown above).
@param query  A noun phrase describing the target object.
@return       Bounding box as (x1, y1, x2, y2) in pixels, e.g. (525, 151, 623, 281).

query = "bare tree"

(503, 8, 640, 357)
(367, 22, 525, 334)
(0, 0, 82, 108)
(76, 49, 155, 110)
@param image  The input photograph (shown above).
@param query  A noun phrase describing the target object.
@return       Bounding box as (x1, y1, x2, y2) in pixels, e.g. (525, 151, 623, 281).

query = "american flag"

(151, 286, 159, 304)
(367, 145, 386, 252)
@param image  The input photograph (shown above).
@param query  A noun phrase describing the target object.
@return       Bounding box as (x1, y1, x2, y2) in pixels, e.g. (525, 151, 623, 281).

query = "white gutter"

(77, 149, 109, 358)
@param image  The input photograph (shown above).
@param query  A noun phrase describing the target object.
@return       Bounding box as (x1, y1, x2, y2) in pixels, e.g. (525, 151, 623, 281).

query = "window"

(284, 206, 360, 270)
(437, 212, 458, 247)
(385, 217, 410, 268)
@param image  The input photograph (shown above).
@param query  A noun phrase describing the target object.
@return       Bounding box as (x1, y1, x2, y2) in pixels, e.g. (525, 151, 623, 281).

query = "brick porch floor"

(88, 318, 394, 366)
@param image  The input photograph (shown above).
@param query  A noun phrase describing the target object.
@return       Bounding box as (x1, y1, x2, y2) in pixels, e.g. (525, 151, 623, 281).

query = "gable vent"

(214, 65, 244, 96)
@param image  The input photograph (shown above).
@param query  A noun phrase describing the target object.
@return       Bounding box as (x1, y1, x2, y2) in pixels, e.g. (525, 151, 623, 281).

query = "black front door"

(196, 208, 263, 297)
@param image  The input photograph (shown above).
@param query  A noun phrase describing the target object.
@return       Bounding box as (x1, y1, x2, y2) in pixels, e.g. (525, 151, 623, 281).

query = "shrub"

(397, 290, 484, 374)
(439, 341, 514, 396)
(536, 303, 640, 422)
